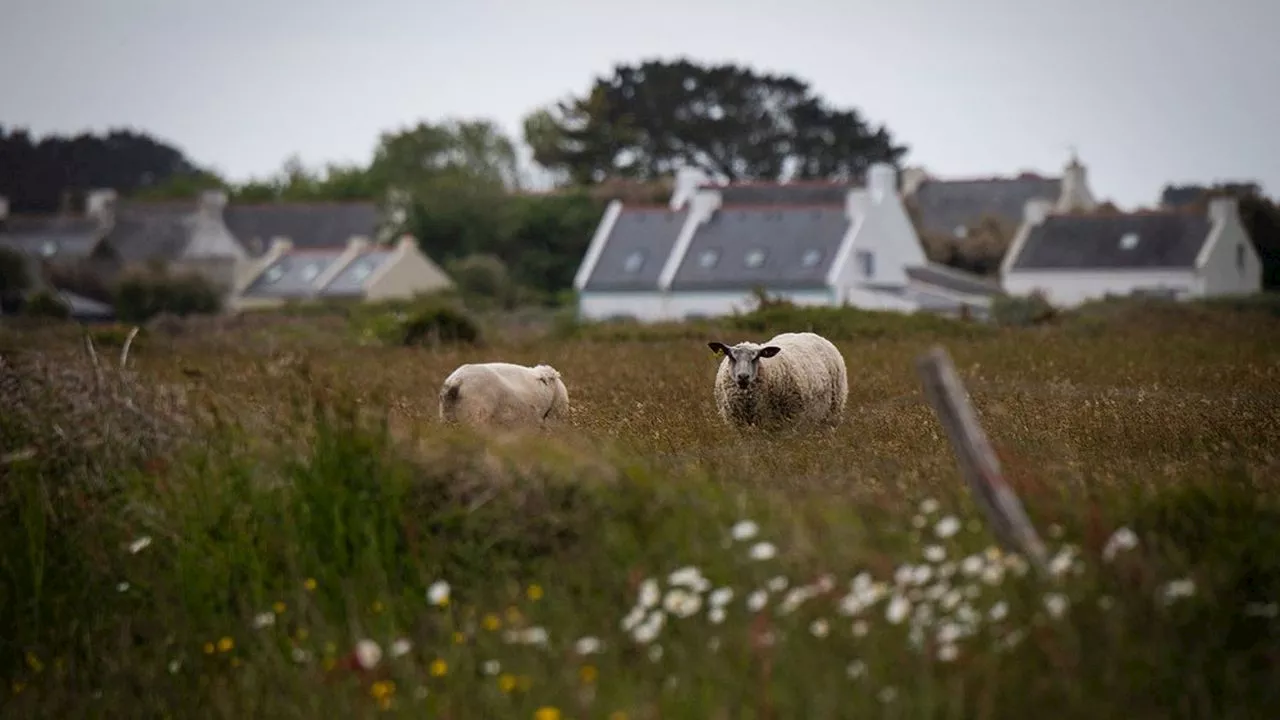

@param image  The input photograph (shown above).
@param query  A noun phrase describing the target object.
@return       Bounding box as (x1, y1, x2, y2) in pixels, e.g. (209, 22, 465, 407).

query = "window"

(1119, 232, 1139, 250)
(698, 249, 720, 268)
(744, 249, 766, 268)
(856, 250, 875, 278)
(801, 249, 822, 268)
(350, 262, 373, 282)
(300, 263, 321, 282)
(1237, 243, 1246, 272)
(263, 265, 285, 283)
(623, 251, 644, 273)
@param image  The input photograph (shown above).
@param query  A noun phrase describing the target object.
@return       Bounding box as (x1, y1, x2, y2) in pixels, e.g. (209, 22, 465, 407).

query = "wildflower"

(980, 563, 1005, 586)
(291, 647, 312, 663)
(637, 579, 660, 609)
(940, 589, 962, 611)
(217, 636, 234, 653)
(621, 607, 646, 632)
(923, 545, 946, 563)
(504, 626, 549, 646)
(1048, 546, 1077, 577)
(534, 707, 562, 720)
(202, 642, 215, 655)
(707, 637, 721, 651)
(663, 588, 702, 618)
(934, 516, 961, 539)
(168, 659, 182, 674)
(355, 639, 382, 669)
(894, 565, 913, 585)
(372, 600, 385, 614)
(936, 621, 964, 644)
(846, 660, 867, 679)
(498, 673, 517, 692)
(1102, 527, 1139, 561)
(708, 587, 734, 607)
(1098, 596, 1115, 610)
(1004, 554, 1030, 576)
(252, 612, 275, 629)
(878, 686, 899, 703)
(911, 515, 927, 528)
(482, 613, 502, 631)
(938, 561, 957, 579)
(937, 643, 959, 662)
(304, 577, 317, 592)
(505, 606, 523, 623)
(852, 620, 869, 637)
(809, 618, 830, 638)
(749, 542, 778, 561)
(527, 583, 544, 601)
(885, 593, 911, 624)
(127, 536, 152, 554)
(117, 582, 130, 593)
(273, 601, 286, 614)
(413, 686, 429, 701)
(989, 600, 1009, 621)
(390, 638, 412, 658)
(668, 566, 703, 588)
(766, 575, 789, 592)
(647, 644, 664, 662)
(429, 658, 448, 677)
(632, 613, 664, 644)
(579, 664, 598, 684)
(426, 580, 451, 607)
(1245, 602, 1279, 618)
(730, 520, 759, 541)
(452, 631, 466, 645)
(708, 607, 726, 624)
(961, 555, 983, 576)
(1160, 578, 1196, 605)
(910, 564, 934, 586)
(574, 636, 602, 655)
(746, 589, 768, 612)
(370, 680, 395, 701)
(779, 586, 816, 615)
(483, 660, 501, 675)
(1043, 593, 1070, 619)
(920, 498, 940, 514)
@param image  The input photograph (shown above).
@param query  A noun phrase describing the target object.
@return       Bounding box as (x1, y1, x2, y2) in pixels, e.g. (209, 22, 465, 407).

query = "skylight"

(263, 265, 285, 283)
(801, 249, 822, 268)
(744, 249, 766, 268)
(623, 251, 644, 273)
(350, 262, 373, 282)
(1120, 232, 1139, 250)
(300, 263, 321, 281)
(698, 249, 720, 268)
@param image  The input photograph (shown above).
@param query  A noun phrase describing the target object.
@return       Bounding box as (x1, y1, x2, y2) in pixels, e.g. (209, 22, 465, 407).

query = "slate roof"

(101, 201, 198, 263)
(242, 250, 344, 298)
(911, 176, 1061, 237)
(702, 182, 856, 206)
(668, 205, 849, 292)
(904, 263, 1004, 297)
(0, 215, 103, 259)
(580, 207, 689, 292)
(1009, 211, 1212, 271)
(320, 250, 393, 297)
(224, 202, 380, 253)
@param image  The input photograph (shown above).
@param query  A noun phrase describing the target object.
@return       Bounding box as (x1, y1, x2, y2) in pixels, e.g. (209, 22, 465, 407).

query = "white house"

(573, 163, 1003, 322)
(1000, 196, 1263, 307)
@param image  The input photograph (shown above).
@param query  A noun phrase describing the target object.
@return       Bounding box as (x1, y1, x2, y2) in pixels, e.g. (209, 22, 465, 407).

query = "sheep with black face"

(707, 331, 848, 430)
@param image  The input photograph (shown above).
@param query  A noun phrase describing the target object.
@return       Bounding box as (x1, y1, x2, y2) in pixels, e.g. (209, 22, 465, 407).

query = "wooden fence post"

(915, 345, 1050, 575)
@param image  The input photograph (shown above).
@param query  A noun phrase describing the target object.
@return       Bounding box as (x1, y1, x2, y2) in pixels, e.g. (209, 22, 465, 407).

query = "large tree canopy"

(523, 58, 908, 185)
(368, 119, 521, 193)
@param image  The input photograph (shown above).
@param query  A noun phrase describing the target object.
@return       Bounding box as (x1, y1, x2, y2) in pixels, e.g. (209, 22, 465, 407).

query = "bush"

(445, 253, 513, 309)
(0, 246, 32, 313)
(992, 290, 1057, 327)
(22, 291, 70, 320)
(113, 271, 223, 323)
(397, 301, 483, 347)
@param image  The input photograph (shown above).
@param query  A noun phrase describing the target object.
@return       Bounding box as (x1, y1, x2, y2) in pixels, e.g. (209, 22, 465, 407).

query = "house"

(230, 234, 453, 311)
(903, 154, 1097, 241)
(222, 201, 390, 256)
(999, 196, 1263, 307)
(573, 163, 1003, 322)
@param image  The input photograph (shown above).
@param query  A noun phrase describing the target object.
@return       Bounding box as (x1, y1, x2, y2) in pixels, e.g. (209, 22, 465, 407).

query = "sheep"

(438, 362, 569, 430)
(707, 331, 848, 430)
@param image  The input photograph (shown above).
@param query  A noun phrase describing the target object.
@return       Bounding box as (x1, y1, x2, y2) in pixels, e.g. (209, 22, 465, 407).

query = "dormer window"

(1120, 232, 1139, 250)
(744, 249, 766, 268)
(698, 249, 720, 268)
(623, 251, 644, 273)
(801, 249, 822, 268)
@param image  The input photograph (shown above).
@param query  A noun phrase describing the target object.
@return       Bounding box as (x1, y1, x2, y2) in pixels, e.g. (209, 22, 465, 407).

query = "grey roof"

(911, 176, 1061, 236)
(581, 207, 689, 291)
(320, 250, 393, 297)
(101, 201, 197, 263)
(1010, 211, 1213, 270)
(904, 263, 1004, 297)
(0, 216, 102, 259)
(668, 205, 849, 291)
(704, 183, 856, 206)
(224, 202, 380, 253)
(242, 250, 344, 298)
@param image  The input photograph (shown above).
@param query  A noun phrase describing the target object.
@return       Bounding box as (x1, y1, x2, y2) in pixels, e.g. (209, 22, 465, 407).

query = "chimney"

(395, 234, 418, 253)
(867, 163, 898, 204)
(1208, 196, 1239, 225)
(1055, 152, 1097, 213)
(86, 188, 118, 224)
(347, 235, 371, 253)
(669, 166, 710, 211)
(1023, 198, 1054, 226)
(199, 189, 228, 216)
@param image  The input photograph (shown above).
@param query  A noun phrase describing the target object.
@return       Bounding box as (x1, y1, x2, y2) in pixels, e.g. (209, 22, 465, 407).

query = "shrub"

(113, 271, 223, 323)
(22, 290, 70, 320)
(396, 301, 482, 347)
(992, 290, 1057, 327)
(0, 246, 32, 313)
(445, 253, 513, 309)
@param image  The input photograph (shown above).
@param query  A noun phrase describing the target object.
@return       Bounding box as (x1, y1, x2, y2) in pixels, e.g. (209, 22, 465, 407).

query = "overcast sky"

(3, 0, 1277, 208)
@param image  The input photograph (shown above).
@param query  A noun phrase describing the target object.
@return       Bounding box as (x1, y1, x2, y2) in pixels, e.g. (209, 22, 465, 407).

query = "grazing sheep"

(707, 332, 848, 430)
(438, 362, 569, 429)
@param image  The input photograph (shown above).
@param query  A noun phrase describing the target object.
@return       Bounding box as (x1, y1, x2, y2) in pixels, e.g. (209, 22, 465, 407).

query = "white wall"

(579, 289, 834, 322)
(830, 186, 928, 291)
(1197, 208, 1264, 297)
(1003, 269, 1199, 308)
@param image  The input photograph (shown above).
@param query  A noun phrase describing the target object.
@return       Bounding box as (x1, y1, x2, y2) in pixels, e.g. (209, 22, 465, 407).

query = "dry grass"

(1, 297, 1279, 718)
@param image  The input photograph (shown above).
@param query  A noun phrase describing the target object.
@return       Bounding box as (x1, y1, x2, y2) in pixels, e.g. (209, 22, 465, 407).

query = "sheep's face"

(708, 341, 782, 389)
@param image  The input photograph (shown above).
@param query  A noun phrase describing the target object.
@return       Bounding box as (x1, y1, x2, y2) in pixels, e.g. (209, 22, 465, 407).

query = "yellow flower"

(497, 673, 517, 693)
(579, 664, 598, 684)
(26, 651, 44, 673)
(452, 631, 466, 645)
(304, 578, 317, 592)
(429, 658, 448, 677)
(273, 601, 286, 614)
(217, 636, 234, 652)
(370, 680, 396, 700)
(372, 600, 385, 614)
(526, 584, 544, 601)
(481, 613, 502, 631)
(202, 642, 215, 655)
(533, 707, 561, 720)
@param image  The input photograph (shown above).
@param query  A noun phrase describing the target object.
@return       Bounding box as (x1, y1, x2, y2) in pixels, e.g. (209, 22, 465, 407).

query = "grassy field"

(2, 297, 1279, 718)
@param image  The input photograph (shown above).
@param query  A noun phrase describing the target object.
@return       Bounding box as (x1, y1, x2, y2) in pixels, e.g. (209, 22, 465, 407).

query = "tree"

(523, 58, 908, 184)
(0, 246, 32, 313)
(368, 119, 520, 192)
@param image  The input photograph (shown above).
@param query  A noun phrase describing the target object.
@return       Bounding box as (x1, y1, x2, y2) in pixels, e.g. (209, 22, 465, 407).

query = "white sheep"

(707, 331, 848, 430)
(438, 362, 570, 429)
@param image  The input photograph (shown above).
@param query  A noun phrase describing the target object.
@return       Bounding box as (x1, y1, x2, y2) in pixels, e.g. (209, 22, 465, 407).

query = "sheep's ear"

(758, 346, 782, 358)
(708, 342, 730, 356)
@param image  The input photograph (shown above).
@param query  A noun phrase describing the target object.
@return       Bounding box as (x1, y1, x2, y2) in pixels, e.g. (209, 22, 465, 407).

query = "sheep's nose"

(736, 374, 750, 387)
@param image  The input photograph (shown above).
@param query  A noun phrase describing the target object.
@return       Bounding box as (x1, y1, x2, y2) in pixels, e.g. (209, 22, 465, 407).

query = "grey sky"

(3, 0, 1277, 208)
